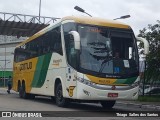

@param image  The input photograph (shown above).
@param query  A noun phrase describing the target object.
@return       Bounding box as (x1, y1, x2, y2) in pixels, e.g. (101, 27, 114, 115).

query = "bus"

(12, 16, 141, 109)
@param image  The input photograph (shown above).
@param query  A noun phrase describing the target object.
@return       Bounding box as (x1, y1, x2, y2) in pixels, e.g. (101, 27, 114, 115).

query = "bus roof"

(16, 16, 131, 48)
(62, 16, 131, 29)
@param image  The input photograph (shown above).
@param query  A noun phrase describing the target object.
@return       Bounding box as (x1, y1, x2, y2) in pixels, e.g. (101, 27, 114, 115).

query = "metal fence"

(139, 60, 160, 96)
(0, 78, 9, 87)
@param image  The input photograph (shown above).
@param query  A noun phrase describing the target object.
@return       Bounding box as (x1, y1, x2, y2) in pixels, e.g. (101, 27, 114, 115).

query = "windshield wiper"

(99, 56, 113, 73)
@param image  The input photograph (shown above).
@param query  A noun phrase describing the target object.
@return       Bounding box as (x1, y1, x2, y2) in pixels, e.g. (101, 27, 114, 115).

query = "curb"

(117, 101, 160, 110)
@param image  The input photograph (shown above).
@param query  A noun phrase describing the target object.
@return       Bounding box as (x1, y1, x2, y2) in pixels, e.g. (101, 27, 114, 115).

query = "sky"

(0, 0, 160, 35)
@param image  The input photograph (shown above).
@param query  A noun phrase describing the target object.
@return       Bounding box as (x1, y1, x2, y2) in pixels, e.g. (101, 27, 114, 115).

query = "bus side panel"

(29, 53, 67, 96)
(12, 58, 38, 93)
(31, 53, 52, 88)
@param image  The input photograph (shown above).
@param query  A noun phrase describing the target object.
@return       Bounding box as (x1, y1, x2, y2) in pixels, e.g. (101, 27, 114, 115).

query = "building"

(0, 35, 27, 86)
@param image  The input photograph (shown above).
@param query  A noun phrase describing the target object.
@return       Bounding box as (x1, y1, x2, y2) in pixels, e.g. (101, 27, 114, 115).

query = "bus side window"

(51, 27, 63, 55)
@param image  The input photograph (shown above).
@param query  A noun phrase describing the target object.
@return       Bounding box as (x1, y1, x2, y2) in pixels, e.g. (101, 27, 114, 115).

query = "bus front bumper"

(76, 81, 139, 100)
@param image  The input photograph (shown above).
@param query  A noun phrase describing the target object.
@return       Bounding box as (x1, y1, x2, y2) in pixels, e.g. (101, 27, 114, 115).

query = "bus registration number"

(108, 93, 118, 97)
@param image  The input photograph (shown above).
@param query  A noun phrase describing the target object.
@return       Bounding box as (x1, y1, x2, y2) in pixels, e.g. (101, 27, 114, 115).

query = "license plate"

(108, 93, 118, 97)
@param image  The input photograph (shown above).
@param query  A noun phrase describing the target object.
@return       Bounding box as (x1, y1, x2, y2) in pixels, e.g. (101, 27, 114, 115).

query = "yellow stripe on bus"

(86, 74, 116, 85)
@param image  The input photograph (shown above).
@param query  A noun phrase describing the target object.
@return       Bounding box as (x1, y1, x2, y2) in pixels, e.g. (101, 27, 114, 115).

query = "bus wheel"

(17, 81, 21, 92)
(19, 85, 29, 99)
(55, 83, 68, 107)
(100, 100, 116, 109)
(19, 86, 23, 98)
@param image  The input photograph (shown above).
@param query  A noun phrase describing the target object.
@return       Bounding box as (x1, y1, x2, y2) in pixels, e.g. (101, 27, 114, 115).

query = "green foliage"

(138, 20, 160, 84)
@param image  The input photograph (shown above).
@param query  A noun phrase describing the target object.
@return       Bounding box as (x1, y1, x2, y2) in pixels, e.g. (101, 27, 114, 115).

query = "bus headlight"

(77, 77, 96, 86)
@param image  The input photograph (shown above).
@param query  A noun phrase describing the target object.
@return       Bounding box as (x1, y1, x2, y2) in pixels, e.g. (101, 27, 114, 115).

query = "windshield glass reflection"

(78, 25, 138, 76)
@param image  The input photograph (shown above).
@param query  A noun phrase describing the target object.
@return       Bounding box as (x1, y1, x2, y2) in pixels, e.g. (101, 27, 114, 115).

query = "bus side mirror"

(69, 31, 80, 50)
(136, 37, 149, 55)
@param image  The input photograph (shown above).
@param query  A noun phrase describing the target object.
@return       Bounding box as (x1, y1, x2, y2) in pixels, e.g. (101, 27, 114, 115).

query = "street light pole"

(4, 35, 6, 87)
(39, 0, 42, 23)
(0, 65, 3, 81)
(3, 61, 10, 87)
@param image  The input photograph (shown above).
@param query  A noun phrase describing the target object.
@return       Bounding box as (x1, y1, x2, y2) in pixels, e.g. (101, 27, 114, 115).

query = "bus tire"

(100, 100, 116, 109)
(19, 86, 23, 98)
(17, 81, 21, 92)
(55, 83, 68, 107)
(19, 84, 29, 99)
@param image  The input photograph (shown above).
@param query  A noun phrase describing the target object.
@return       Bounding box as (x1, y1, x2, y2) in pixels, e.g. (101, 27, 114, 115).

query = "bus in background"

(12, 16, 141, 109)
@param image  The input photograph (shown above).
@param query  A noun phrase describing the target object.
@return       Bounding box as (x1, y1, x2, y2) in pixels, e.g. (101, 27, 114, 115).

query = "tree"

(138, 20, 160, 85)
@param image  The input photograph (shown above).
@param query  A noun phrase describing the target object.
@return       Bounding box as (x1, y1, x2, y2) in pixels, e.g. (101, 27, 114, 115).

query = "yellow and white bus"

(13, 16, 140, 109)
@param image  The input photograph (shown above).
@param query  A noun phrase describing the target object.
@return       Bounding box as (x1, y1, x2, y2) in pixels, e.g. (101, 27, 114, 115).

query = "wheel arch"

(54, 77, 65, 97)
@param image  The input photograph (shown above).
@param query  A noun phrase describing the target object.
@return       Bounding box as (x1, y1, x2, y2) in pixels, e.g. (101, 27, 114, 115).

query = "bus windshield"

(78, 25, 139, 78)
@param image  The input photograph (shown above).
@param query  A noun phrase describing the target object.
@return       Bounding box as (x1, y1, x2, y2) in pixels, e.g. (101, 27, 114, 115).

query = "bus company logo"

(19, 62, 32, 71)
(98, 79, 111, 84)
(53, 59, 62, 66)
(2, 112, 11, 117)
(67, 86, 75, 97)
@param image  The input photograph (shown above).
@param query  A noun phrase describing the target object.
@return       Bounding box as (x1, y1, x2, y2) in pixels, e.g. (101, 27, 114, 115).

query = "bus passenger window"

(51, 27, 63, 55)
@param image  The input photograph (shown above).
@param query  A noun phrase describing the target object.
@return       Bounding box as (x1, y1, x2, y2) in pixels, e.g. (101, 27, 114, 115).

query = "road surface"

(0, 89, 159, 120)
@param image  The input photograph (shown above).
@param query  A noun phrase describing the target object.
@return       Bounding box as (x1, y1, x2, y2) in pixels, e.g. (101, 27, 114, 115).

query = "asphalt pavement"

(0, 87, 160, 110)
